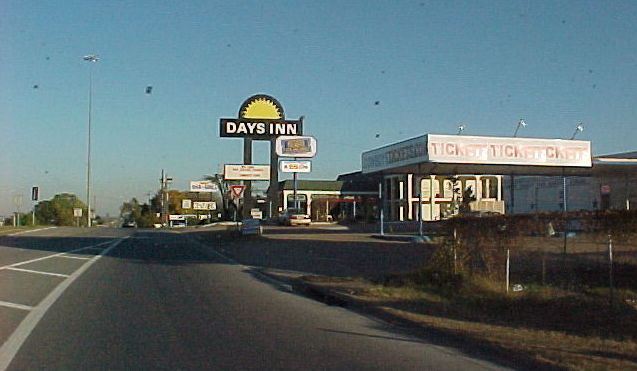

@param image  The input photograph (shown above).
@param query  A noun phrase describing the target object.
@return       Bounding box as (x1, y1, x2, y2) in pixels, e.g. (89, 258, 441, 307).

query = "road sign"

(224, 164, 270, 180)
(275, 136, 317, 158)
(230, 185, 246, 199)
(280, 160, 312, 173)
(182, 199, 192, 209)
(73, 208, 83, 217)
(31, 186, 39, 201)
(601, 185, 611, 194)
(190, 181, 218, 192)
(193, 201, 216, 210)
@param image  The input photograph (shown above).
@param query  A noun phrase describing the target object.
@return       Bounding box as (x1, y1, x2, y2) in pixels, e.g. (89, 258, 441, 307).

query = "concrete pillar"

(399, 179, 405, 221)
(407, 174, 413, 219)
(430, 174, 436, 221)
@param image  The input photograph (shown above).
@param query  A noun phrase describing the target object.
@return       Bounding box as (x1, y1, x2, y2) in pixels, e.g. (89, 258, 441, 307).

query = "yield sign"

(230, 185, 246, 199)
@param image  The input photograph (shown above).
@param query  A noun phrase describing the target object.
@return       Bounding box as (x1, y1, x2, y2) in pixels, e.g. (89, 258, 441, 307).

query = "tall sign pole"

(219, 95, 303, 219)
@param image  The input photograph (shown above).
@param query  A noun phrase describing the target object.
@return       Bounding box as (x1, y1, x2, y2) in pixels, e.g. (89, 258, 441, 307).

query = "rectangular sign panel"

(193, 201, 216, 210)
(275, 136, 317, 158)
(182, 199, 192, 209)
(362, 135, 429, 173)
(224, 164, 271, 180)
(362, 134, 592, 173)
(427, 134, 592, 167)
(190, 181, 218, 192)
(280, 160, 312, 173)
(219, 119, 302, 139)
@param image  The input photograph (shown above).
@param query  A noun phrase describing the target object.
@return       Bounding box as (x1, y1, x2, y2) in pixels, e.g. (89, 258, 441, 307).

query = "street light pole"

(456, 124, 466, 135)
(83, 55, 99, 227)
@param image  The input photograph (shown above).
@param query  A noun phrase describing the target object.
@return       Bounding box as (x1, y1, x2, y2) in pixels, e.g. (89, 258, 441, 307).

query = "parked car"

(122, 219, 137, 228)
(279, 208, 311, 226)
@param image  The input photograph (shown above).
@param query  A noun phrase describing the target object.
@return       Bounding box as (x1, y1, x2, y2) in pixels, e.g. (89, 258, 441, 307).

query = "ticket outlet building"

(362, 134, 593, 221)
(504, 151, 637, 214)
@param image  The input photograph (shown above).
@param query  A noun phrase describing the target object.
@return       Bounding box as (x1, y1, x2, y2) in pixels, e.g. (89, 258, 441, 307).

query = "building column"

(497, 176, 503, 201)
(407, 174, 413, 220)
(399, 179, 405, 221)
(430, 174, 436, 221)
(475, 175, 482, 202)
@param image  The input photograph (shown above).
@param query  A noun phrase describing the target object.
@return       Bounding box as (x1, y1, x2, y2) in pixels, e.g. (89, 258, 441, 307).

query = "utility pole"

(159, 169, 173, 226)
(83, 54, 99, 227)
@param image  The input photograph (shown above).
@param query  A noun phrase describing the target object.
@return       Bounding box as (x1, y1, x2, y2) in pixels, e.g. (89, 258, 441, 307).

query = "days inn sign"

(219, 119, 302, 137)
(219, 95, 302, 139)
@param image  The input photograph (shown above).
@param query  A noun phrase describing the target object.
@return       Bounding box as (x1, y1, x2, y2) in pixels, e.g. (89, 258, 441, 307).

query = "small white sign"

(280, 160, 312, 173)
(275, 136, 317, 158)
(190, 181, 218, 192)
(182, 199, 192, 209)
(224, 164, 270, 180)
(73, 208, 83, 217)
(193, 201, 216, 210)
(169, 215, 185, 221)
(251, 209, 263, 219)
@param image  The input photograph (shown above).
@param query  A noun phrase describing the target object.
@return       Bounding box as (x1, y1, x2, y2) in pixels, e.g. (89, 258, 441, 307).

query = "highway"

(0, 227, 509, 370)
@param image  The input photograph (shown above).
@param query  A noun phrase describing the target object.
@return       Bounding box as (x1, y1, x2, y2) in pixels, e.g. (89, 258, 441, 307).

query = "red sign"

(600, 185, 611, 195)
(230, 185, 246, 199)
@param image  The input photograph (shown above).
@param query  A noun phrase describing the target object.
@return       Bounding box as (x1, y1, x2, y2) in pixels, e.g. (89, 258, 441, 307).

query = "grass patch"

(359, 271, 637, 370)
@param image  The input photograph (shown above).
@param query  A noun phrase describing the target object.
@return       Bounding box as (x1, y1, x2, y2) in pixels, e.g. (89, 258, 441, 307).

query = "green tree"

(35, 193, 87, 226)
(119, 197, 160, 228)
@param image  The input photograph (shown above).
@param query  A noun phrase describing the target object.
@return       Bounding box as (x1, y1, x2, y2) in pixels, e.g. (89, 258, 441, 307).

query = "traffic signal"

(31, 186, 39, 201)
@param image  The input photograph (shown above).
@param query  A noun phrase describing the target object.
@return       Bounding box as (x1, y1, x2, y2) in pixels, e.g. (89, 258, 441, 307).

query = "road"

(0, 227, 509, 370)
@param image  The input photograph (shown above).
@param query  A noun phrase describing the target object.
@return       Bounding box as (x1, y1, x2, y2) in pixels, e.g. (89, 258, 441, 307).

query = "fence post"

(608, 234, 614, 309)
(506, 248, 510, 293)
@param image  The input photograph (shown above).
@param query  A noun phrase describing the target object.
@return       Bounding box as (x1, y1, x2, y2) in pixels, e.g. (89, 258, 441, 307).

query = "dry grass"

(352, 278, 637, 371)
(381, 307, 637, 371)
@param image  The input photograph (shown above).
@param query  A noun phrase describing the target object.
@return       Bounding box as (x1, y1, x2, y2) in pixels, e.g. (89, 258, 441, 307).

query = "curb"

(371, 234, 432, 243)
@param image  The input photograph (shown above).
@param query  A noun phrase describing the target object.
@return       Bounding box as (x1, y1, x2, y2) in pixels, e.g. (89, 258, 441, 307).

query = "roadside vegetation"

(357, 210, 637, 370)
(3, 193, 102, 227)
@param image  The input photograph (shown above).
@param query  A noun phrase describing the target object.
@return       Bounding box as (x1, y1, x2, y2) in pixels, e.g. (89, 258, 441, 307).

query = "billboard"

(280, 160, 312, 173)
(275, 136, 317, 158)
(224, 164, 271, 180)
(190, 181, 219, 192)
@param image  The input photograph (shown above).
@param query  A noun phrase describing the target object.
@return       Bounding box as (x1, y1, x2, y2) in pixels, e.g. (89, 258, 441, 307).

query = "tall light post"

(570, 123, 584, 140)
(510, 119, 527, 213)
(83, 54, 99, 227)
(513, 119, 526, 137)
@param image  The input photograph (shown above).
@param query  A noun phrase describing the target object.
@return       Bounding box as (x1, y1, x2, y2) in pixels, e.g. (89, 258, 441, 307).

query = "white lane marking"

(6, 267, 70, 278)
(0, 301, 33, 312)
(0, 236, 128, 371)
(57, 255, 92, 261)
(8, 227, 57, 236)
(0, 241, 112, 271)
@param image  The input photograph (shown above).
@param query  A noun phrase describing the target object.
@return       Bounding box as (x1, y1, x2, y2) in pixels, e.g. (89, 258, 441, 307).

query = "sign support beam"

(243, 138, 253, 219)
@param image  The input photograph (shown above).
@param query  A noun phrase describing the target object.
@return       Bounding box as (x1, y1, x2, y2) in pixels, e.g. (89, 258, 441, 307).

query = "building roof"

(597, 151, 637, 159)
(278, 180, 345, 191)
(276, 179, 377, 193)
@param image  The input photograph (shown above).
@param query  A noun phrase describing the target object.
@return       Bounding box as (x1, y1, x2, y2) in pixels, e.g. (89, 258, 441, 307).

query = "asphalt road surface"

(0, 227, 509, 370)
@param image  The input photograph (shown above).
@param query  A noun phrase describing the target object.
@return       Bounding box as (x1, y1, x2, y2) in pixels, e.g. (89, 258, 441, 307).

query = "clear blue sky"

(2, 0, 636, 217)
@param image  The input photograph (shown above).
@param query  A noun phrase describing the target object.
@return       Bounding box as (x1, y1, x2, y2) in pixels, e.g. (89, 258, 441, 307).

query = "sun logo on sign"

(239, 95, 284, 120)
